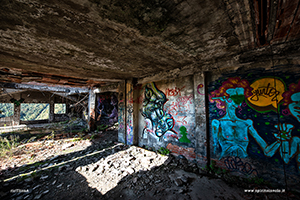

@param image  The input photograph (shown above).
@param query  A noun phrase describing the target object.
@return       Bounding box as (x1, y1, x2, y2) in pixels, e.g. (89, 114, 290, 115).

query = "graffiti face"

(142, 83, 177, 140)
(225, 88, 245, 108)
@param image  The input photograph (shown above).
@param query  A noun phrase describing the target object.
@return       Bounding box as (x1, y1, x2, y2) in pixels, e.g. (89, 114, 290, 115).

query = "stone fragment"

(16, 195, 25, 200)
(33, 185, 41, 190)
(24, 195, 32, 199)
(33, 194, 42, 200)
(174, 178, 183, 187)
(96, 166, 105, 174)
(42, 190, 49, 194)
(62, 143, 74, 150)
(50, 155, 59, 161)
(163, 157, 172, 166)
(75, 166, 82, 172)
(154, 180, 161, 184)
(179, 176, 188, 184)
(58, 166, 66, 172)
(89, 164, 99, 172)
(113, 162, 120, 168)
(24, 178, 33, 183)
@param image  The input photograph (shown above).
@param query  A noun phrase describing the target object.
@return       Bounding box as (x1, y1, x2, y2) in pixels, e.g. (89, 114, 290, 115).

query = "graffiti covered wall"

(208, 65, 300, 186)
(138, 75, 206, 161)
(119, 64, 300, 188)
(95, 92, 118, 127)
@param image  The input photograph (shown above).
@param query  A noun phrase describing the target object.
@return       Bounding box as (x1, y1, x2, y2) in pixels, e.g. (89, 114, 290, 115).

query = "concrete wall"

(118, 64, 300, 189)
(137, 74, 207, 163)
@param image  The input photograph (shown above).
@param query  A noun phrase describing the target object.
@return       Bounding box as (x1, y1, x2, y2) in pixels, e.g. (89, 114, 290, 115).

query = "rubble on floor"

(0, 128, 299, 200)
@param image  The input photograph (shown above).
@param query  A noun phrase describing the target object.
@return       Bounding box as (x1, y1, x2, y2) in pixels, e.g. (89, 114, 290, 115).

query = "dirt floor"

(0, 124, 299, 200)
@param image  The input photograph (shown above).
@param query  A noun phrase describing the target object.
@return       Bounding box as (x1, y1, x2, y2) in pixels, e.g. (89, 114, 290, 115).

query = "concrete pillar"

(118, 81, 126, 144)
(117, 80, 139, 145)
(66, 99, 70, 117)
(132, 83, 140, 146)
(12, 93, 21, 126)
(193, 72, 208, 167)
(126, 80, 134, 145)
(49, 97, 54, 122)
(12, 103, 20, 126)
(88, 88, 96, 131)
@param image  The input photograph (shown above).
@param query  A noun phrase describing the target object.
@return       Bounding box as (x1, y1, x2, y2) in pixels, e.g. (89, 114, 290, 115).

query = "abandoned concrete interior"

(1, 0, 300, 191)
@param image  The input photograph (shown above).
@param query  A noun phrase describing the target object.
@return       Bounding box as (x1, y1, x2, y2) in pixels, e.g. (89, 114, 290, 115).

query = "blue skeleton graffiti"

(142, 83, 178, 140)
(211, 77, 300, 171)
(212, 87, 268, 158)
(211, 78, 271, 159)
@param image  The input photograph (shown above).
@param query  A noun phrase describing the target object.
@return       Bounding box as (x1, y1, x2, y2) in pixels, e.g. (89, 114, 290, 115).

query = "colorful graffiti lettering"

(128, 95, 144, 104)
(164, 94, 194, 130)
(177, 94, 193, 105)
(141, 83, 177, 141)
(165, 86, 185, 97)
(127, 85, 144, 104)
(164, 95, 193, 116)
(224, 156, 258, 176)
(197, 83, 205, 95)
(127, 124, 133, 144)
(118, 102, 125, 131)
(179, 126, 191, 143)
(247, 77, 285, 112)
(127, 105, 133, 114)
(176, 116, 187, 125)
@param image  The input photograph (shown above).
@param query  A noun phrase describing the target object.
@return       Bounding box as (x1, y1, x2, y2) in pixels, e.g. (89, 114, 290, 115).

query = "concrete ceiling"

(1, 0, 300, 87)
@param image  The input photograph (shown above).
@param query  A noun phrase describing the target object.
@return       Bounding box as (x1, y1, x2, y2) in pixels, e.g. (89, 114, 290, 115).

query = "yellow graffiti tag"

(247, 78, 285, 111)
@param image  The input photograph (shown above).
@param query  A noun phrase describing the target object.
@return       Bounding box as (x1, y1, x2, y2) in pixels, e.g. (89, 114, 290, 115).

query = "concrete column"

(12, 93, 21, 126)
(12, 103, 21, 126)
(88, 88, 96, 131)
(66, 99, 70, 116)
(126, 80, 134, 145)
(118, 80, 138, 145)
(132, 83, 140, 146)
(193, 72, 208, 167)
(49, 98, 54, 122)
(118, 81, 126, 144)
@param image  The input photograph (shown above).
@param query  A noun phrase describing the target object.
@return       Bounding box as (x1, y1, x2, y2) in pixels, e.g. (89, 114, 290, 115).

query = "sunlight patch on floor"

(3, 143, 123, 183)
(77, 146, 169, 195)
